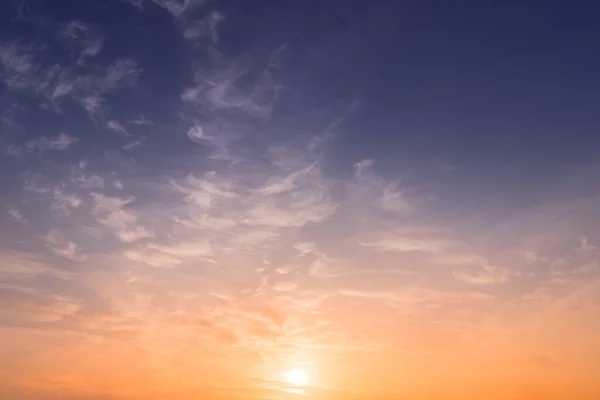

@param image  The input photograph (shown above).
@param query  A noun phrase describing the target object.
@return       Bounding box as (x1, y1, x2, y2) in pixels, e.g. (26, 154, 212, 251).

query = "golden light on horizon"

(283, 369, 310, 387)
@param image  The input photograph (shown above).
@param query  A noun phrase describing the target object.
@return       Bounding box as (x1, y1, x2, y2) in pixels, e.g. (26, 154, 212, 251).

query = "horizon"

(1, 1, 600, 399)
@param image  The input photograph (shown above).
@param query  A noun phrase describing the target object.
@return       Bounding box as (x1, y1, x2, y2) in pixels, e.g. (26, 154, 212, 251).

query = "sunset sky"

(1, 1, 600, 399)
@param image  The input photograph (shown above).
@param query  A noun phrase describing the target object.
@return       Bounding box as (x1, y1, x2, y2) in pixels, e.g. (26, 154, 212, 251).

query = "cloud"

(23, 176, 83, 216)
(43, 229, 87, 262)
(91, 193, 153, 242)
(60, 21, 103, 63)
(452, 264, 510, 285)
(50, 186, 83, 216)
(0, 41, 37, 90)
(74, 58, 139, 118)
(271, 281, 298, 292)
(187, 123, 205, 142)
(69, 162, 105, 189)
(182, 10, 225, 44)
(0, 249, 70, 280)
(172, 150, 335, 232)
(125, 240, 213, 268)
(181, 54, 282, 118)
(172, 171, 236, 209)
(152, 0, 209, 17)
(129, 115, 154, 126)
(7, 207, 27, 223)
(338, 287, 493, 305)
(245, 190, 335, 228)
(7, 133, 79, 155)
(48, 133, 79, 150)
(359, 226, 513, 285)
(0, 293, 83, 323)
(245, 158, 336, 228)
(1, 39, 139, 118)
(352, 159, 413, 214)
(359, 227, 450, 253)
(120, 0, 144, 9)
(107, 120, 129, 135)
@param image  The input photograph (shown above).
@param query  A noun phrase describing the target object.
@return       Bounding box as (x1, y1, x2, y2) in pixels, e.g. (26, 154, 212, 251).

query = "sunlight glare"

(284, 369, 309, 386)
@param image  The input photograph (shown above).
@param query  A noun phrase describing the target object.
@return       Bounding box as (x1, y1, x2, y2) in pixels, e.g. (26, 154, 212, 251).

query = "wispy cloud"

(359, 226, 513, 285)
(125, 239, 213, 268)
(338, 286, 493, 305)
(60, 21, 103, 63)
(7, 207, 27, 223)
(183, 10, 225, 44)
(0, 40, 139, 118)
(107, 120, 129, 135)
(7, 133, 79, 156)
(452, 264, 510, 285)
(352, 159, 413, 214)
(359, 227, 450, 253)
(152, 0, 210, 17)
(0, 249, 70, 280)
(129, 115, 154, 126)
(22, 175, 83, 216)
(43, 229, 87, 262)
(69, 162, 105, 189)
(181, 52, 283, 118)
(91, 193, 153, 242)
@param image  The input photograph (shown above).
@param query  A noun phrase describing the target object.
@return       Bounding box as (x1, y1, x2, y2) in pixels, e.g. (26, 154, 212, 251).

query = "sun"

(283, 369, 309, 386)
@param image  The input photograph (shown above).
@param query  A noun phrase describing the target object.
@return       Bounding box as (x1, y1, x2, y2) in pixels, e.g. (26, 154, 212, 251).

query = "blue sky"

(1, 1, 600, 399)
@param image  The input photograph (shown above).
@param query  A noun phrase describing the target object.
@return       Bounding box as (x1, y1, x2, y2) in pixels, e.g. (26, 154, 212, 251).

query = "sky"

(1, 1, 600, 399)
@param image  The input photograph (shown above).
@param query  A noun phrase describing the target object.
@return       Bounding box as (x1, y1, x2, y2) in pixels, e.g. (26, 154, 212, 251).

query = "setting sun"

(284, 369, 309, 386)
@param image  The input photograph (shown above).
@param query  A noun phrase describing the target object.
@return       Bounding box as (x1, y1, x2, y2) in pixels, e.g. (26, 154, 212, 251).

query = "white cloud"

(182, 10, 225, 44)
(51, 186, 83, 216)
(172, 172, 236, 209)
(452, 264, 510, 285)
(379, 182, 412, 214)
(173, 214, 236, 230)
(338, 287, 493, 305)
(152, 0, 209, 17)
(70, 163, 105, 189)
(91, 193, 153, 242)
(271, 281, 298, 292)
(0, 42, 36, 90)
(125, 240, 213, 268)
(101, 59, 139, 91)
(7, 207, 26, 223)
(352, 159, 413, 214)
(21, 176, 80, 216)
(61, 21, 103, 62)
(187, 124, 205, 142)
(1, 41, 138, 118)
(245, 161, 336, 228)
(129, 115, 154, 126)
(43, 229, 87, 262)
(0, 249, 70, 280)
(122, 137, 145, 150)
(358, 226, 513, 285)
(181, 57, 281, 118)
(107, 120, 129, 135)
(20, 133, 79, 153)
(359, 227, 450, 253)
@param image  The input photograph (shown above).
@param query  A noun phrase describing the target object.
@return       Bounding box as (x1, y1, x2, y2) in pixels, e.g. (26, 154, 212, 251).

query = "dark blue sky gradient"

(2, 0, 600, 213)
